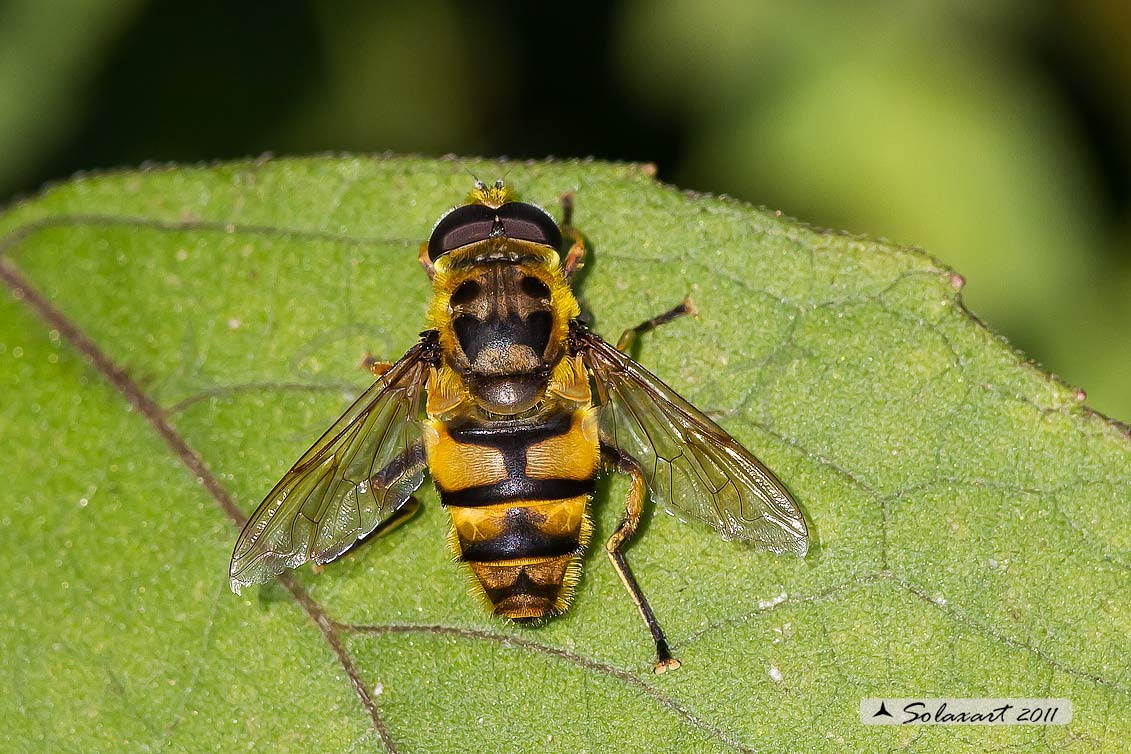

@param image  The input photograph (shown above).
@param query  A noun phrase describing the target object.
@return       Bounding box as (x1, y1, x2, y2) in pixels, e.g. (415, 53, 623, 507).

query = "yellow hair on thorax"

(427, 240, 580, 367)
(424, 365, 470, 419)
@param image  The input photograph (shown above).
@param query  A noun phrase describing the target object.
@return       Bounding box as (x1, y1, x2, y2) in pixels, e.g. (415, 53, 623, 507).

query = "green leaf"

(1, 156, 1127, 752)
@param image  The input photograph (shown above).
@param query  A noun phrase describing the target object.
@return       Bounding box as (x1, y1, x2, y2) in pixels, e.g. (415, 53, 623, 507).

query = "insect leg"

(369, 439, 427, 490)
(315, 441, 427, 564)
(418, 243, 436, 281)
(601, 442, 681, 673)
(560, 193, 586, 279)
(616, 297, 698, 352)
(314, 494, 422, 570)
(359, 353, 395, 377)
(351, 494, 422, 545)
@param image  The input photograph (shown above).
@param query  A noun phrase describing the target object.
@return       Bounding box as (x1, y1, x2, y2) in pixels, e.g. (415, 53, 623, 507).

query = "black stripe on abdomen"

(459, 507, 581, 562)
(446, 412, 572, 477)
(441, 477, 594, 508)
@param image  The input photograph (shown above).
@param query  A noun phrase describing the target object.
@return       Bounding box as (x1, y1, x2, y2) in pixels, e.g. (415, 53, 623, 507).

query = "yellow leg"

(359, 353, 394, 378)
(602, 443, 681, 673)
(560, 193, 586, 279)
(418, 243, 436, 281)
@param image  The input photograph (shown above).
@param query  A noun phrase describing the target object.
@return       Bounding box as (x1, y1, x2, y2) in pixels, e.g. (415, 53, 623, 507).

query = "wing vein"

(230, 336, 435, 592)
(575, 323, 808, 554)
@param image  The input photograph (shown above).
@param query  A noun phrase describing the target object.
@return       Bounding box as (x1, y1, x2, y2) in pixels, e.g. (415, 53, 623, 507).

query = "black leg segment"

(616, 297, 697, 353)
(602, 441, 681, 673)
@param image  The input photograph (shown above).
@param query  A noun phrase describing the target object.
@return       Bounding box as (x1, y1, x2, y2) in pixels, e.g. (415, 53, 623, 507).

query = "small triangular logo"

(873, 701, 893, 718)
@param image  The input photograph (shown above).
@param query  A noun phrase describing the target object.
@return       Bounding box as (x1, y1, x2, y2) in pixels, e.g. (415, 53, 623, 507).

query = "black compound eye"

(427, 201, 563, 261)
(495, 203, 562, 250)
(428, 204, 497, 261)
(450, 280, 481, 306)
(520, 275, 551, 299)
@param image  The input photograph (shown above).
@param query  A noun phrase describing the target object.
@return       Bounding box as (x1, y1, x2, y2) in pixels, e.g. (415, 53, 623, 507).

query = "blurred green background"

(2, 0, 1128, 420)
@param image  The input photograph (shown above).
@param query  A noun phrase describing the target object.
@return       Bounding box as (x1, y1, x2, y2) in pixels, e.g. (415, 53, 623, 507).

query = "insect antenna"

(499, 161, 517, 188)
(446, 154, 484, 190)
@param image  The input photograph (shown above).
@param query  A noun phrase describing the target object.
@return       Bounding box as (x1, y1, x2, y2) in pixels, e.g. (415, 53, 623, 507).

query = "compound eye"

(427, 201, 563, 261)
(427, 204, 497, 261)
(495, 203, 563, 250)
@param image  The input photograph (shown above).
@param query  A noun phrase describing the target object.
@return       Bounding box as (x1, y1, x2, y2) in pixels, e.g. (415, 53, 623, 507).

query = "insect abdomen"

(426, 407, 599, 619)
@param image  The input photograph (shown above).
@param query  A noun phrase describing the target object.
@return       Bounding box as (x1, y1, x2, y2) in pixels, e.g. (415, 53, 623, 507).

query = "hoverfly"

(229, 179, 809, 672)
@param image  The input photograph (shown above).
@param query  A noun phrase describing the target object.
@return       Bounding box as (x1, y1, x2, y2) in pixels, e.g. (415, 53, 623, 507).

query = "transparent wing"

(229, 338, 434, 593)
(575, 324, 808, 555)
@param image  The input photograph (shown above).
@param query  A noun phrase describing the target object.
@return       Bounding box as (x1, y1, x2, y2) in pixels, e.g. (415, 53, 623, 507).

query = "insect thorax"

(427, 240, 580, 415)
